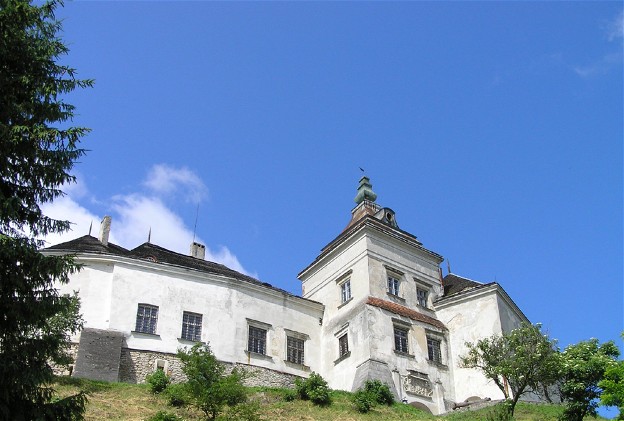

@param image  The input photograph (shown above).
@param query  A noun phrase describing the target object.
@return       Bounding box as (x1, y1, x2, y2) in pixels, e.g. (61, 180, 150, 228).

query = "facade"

(44, 177, 529, 415)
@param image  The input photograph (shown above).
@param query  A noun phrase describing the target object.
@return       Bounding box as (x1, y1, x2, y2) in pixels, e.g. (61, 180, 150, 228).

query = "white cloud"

(573, 51, 623, 77)
(41, 165, 256, 277)
(143, 164, 208, 203)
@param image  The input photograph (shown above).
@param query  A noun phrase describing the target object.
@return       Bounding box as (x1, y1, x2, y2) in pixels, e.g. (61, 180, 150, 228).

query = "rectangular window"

(248, 326, 267, 355)
(135, 304, 158, 334)
(339, 333, 349, 357)
(394, 327, 409, 353)
(287, 336, 305, 365)
(181, 311, 202, 342)
(341, 280, 351, 303)
(427, 337, 442, 363)
(388, 276, 400, 296)
(417, 287, 428, 308)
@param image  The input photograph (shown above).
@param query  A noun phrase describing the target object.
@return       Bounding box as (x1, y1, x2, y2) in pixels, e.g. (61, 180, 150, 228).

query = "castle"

(44, 177, 529, 415)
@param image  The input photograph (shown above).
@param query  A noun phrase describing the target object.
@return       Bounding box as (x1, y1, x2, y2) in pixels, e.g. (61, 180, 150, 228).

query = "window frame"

(417, 287, 429, 308)
(340, 279, 352, 304)
(181, 311, 203, 342)
(427, 337, 443, 364)
(394, 326, 409, 353)
(338, 333, 349, 357)
(135, 303, 159, 335)
(286, 336, 305, 365)
(248, 325, 267, 355)
(388, 275, 400, 296)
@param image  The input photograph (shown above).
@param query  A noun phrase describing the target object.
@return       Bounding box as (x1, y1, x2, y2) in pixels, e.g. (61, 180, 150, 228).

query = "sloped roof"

(44, 235, 129, 255)
(44, 236, 320, 305)
(367, 296, 446, 330)
(442, 273, 493, 297)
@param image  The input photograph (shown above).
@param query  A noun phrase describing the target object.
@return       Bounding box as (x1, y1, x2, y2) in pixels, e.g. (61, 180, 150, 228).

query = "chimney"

(190, 242, 206, 260)
(98, 216, 112, 246)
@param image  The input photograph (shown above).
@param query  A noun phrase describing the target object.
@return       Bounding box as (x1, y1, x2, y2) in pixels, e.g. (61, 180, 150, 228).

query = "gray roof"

(44, 236, 320, 305)
(442, 273, 494, 297)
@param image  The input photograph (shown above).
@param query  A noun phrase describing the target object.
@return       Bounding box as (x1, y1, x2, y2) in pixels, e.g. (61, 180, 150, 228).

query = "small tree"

(559, 338, 620, 421)
(177, 343, 246, 420)
(600, 359, 624, 420)
(460, 323, 559, 417)
(0, 0, 92, 418)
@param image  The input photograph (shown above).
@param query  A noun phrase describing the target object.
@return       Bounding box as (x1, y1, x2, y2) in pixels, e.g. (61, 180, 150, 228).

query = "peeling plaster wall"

(64, 257, 323, 381)
(436, 289, 506, 402)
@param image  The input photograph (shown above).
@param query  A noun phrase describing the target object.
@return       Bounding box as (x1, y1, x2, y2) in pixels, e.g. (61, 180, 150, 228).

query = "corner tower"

(298, 177, 453, 415)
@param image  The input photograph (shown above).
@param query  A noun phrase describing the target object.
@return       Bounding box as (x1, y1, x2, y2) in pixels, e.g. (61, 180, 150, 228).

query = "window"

(427, 337, 442, 363)
(135, 304, 158, 334)
(181, 311, 202, 341)
(340, 280, 351, 303)
(287, 336, 305, 365)
(248, 326, 267, 355)
(417, 288, 428, 308)
(394, 327, 409, 353)
(338, 334, 349, 357)
(388, 276, 400, 296)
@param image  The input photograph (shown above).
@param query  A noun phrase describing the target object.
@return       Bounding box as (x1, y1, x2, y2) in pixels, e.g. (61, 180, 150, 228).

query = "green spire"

(354, 176, 377, 204)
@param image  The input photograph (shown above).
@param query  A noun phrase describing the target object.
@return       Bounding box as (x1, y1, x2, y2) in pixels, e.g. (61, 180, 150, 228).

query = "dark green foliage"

(166, 383, 190, 407)
(600, 358, 624, 420)
(559, 338, 620, 421)
(147, 411, 183, 421)
(352, 389, 374, 413)
(146, 370, 171, 394)
(485, 402, 514, 421)
(0, 0, 92, 419)
(294, 372, 331, 406)
(460, 323, 559, 417)
(177, 343, 247, 420)
(352, 380, 395, 413)
(282, 389, 297, 402)
(362, 379, 394, 406)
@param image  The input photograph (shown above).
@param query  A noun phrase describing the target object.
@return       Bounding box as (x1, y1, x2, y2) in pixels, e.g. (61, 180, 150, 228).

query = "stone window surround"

(180, 311, 203, 342)
(425, 329, 447, 368)
(284, 329, 309, 366)
(333, 323, 351, 364)
(392, 318, 414, 357)
(246, 318, 273, 358)
(335, 270, 353, 307)
(134, 303, 159, 335)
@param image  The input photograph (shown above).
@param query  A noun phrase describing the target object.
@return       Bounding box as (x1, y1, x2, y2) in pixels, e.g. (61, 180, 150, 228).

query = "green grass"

(52, 377, 608, 421)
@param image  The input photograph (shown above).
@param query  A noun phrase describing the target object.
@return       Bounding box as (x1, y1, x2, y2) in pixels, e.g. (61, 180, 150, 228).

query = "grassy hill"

(54, 377, 607, 421)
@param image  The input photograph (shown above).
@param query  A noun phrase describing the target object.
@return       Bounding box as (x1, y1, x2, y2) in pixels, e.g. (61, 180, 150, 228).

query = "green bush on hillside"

(294, 372, 331, 406)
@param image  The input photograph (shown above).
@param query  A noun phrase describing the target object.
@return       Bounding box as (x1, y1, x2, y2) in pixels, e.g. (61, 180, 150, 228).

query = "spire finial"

(147, 227, 151, 243)
(447, 259, 452, 274)
(354, 175, 377, 204)
(88, 221, 93, 236)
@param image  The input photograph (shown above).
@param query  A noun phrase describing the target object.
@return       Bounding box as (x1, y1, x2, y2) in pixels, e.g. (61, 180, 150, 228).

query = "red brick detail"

(366, 297, 446, 330)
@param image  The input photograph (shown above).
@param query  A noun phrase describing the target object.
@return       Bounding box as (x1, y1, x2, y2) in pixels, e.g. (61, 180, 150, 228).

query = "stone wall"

(119, 347, 302, 387)
(52, 342, 79, 376)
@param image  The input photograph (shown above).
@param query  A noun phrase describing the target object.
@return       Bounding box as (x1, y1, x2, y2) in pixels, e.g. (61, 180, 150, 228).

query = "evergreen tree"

(0, 0, 92, 418)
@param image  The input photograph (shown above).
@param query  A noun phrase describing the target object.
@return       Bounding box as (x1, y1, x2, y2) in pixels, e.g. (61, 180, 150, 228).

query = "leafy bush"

(166, 383, 190, 407)
(352, 389, 375, 413)
(294, 372, 331, 406)
(485, 401, 514, 421)
(147, 411, 183, 421)
(146, 369, 170, 394)
(352, 380, 395, 413)
(362, 379, 394, 405)
(282, 389, 297, 402)
(177, 343, 247, 419)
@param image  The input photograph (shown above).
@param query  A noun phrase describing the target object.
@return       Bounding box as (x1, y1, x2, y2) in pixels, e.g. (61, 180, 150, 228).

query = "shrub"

(147, 411, 183, 421)
(352, 380, 395, 413)
(352, 389, 375, 413)
(146, 369, 170, 394)
(362, 379, 394, 406)
(294, 372, 331, 406)
(166, 383, 190, 407)
(282, 389, 297, 402)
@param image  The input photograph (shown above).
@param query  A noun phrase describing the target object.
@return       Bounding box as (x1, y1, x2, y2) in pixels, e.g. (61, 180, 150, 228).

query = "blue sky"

(46, 0, 621, 410)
